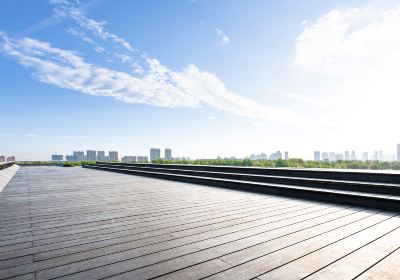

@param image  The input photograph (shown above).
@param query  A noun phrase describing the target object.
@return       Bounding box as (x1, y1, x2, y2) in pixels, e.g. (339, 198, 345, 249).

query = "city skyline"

(44, 143, 400, 162)
(50, 147, 175, 162)
(2, 0, 400, 160)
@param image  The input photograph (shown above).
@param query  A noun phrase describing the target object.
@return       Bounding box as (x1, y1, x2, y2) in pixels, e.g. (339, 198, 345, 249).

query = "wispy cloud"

(215, 28, 231, 47)
(0, 0, 302, 124)
(65, 27, 95, 44)
(0, 32, 295, 122)
(61, 6, 134, 51)
(93, 46, 105, 53)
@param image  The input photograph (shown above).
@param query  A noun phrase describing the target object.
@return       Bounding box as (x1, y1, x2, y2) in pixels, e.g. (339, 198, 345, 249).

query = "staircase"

(82, 162, 400, 211)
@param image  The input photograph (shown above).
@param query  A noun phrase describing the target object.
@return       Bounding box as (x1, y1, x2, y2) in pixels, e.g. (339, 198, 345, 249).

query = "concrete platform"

(1, 166, 400, 279)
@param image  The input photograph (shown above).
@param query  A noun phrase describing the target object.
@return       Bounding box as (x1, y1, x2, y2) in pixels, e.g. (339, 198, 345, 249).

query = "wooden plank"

(2, 166, 399, 280)
(303, 218, 400, 279)
(0, 199, 290, 262)
(35, 206, 357, 280)
(356, 247, 400, 279)
(0, 205, 326, 279)
(148, 210, 387, 280)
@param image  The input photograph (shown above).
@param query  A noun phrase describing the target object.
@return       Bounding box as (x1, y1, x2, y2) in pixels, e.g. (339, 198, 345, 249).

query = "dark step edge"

(95, 162, 400, 184)
(83, 165, 400, 212)
(92, 163, 400, 196)
(98, 162, 400, 184)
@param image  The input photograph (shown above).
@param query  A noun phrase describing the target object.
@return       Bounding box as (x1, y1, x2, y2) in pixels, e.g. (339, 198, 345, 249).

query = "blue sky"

(1, 0, 400, 160)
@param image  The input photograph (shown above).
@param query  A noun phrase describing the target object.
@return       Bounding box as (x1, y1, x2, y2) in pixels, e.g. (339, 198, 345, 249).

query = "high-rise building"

(6, 156, 15, 162)
(66, 155, 75, 161)
(329, 152, 337, 162)
(373, 151, 379, 161)
(397, 144, 400, 161)
(344, 151, 350, 161)
(351, 150, 356, 161)
(284, 151, 289, 160)
(165, 148, 172, 160)
(73, 151, 85, 161)
(314, 151, 321, 161)
(51, 155, 63, 161)
(121, 156, 136, 162)
(322, 152, 329, 161)
(378, 151, 383, 161)
(97, 151, 106, 161)
(0, 156, 5, 162)
(87, 150, 97, 161)
(150, 148, 161, 161)
(361, 152, 369, 161)
(137, 156, 148, 162)
(108, 151, 119, 161)
(270, 151, 282, 160)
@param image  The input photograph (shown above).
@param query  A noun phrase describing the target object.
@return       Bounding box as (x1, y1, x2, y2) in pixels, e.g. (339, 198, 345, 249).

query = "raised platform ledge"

(0, 164, 20, 192)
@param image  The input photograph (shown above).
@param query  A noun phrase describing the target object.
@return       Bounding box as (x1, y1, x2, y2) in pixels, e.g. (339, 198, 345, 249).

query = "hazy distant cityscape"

(41, 143, 400, 163)
(0, 155, 16, 163)
(2, 143, 400, 164)
(313, 144, 400, 162)
(50, 148, 175, 163)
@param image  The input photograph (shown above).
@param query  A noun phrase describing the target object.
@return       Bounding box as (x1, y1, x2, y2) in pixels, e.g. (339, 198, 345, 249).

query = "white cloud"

(0, 33, 294, 122)
(64, 7, 133, 51)
(48, 0, 133, 51)
(294, 5, 400, 73)
(114, 53, 133, 63)
(293, 3, 400, 147)
(93, 46, 105, 53)
(65, 27, 95, 44)
(215, 28, 231, 47)
(48, 0, 70, 5)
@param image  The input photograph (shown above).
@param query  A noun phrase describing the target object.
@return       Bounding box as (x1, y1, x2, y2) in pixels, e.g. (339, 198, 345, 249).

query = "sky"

(1, 0, 400, 161)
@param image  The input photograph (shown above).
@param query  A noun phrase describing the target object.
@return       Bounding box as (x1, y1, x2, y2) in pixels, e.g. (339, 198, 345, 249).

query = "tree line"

(152, 158, 400, 170)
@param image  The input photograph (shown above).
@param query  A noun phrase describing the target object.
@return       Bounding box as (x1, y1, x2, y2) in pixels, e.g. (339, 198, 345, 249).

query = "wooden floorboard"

(0, 166, 399, 280)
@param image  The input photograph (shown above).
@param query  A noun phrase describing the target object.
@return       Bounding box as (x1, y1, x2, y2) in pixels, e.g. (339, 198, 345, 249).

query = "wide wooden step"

(83, 164, 400, 212)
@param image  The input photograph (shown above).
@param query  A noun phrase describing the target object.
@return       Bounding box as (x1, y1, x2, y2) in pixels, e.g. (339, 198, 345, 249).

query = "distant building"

(165, 148, 172, 160)
(66, 155, 75, 161)
(379, 151, 383, 161)
(73, 151, 86, 161)
(121, 156, 136, 162)
(351, 150, 356, 161)
(51, 155, 63, 161)
(97, 151, 106, 161)
(0, 156, 5, 162)
(337, 154, 344, 161)
(150, 148, 161, 161)
(270, 151, 282, 160)
(322, 152, 329, 161)
(248, 153, 268, 160)
(87, 150, 97, 161)
(329, 152, 337, 162)
(344, 151, 350, 161)
(108, 151, 119, 161)
(284, 151, 289, 160)
(137, 156, 148, 162)
(398, 144, 400, 161)
(314, 151, 321, 161)
(361, 152, 369, 161)
(6, 156, 15, 162)
(373, 151, 379, 161)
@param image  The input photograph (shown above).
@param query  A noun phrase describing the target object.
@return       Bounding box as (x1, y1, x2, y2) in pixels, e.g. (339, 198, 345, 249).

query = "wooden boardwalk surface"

(1, 166, 400, 280)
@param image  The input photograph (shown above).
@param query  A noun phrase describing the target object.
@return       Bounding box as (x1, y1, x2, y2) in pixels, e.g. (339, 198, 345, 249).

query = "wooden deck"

(1, 166, 400, 280)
